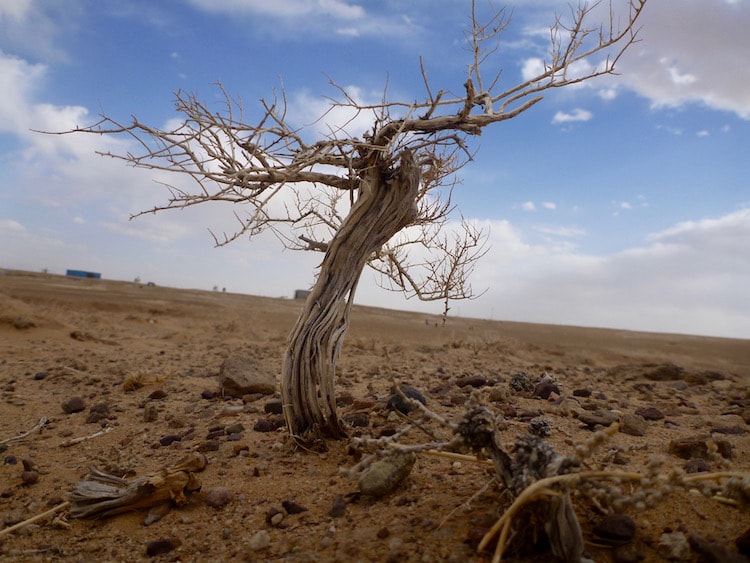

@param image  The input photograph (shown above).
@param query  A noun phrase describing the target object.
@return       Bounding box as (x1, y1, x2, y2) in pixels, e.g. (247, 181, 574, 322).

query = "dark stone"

(386, 386, 426, 414)
(668, 435, 733, 460)
(643, 363, 683, 381)
(159, 434, 181, 446)
(201, 389, 215, 400)
(148, 389, 167, 400)
(456, 375, 488, 388)
(577, 410, 619, 430)
(690, 532, 750, 563)
(330, 494, 346, 518)
(634, 406, 664, 420)
(197, 440, 221, 452)
(253, 417, 284, 432)
(736, 527, 750, 556)
(343, 412, 369, 428)
(145, 538, 180, 557)
(282, 500, 308, 514)
(684, 458, 711, 473)
(573, 388, 592, 397)
(61, 396, 85, 414)
(86, 403, 110, 424)
(226, 423, 244, 434)
(4, 455, 18, 465)
(226, 433, 242, 441)
(710, 424, 747, 435)
(534, 380, 560, 400)
(684, 370, 726, 385)
(613, 543, 645, 563)
(33, 371, 49, 381)
(21, 470, 39, 485)
(593, 514, 637, 543)
(336, 393, 354, 406)
(264, 399, 284, 415)
(377, 526, 390, 539)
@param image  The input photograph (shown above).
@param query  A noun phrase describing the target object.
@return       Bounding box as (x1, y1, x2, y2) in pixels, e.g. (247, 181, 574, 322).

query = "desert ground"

(1, 268, 749, 562)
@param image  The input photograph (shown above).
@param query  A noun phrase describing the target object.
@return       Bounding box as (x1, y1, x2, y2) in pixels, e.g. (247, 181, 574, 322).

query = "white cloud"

(618, 0, 750, 118)
(452, 209, 750, 338)
(183, 0, 412, 38)
(541, 201, 556, 210)
(288, 86, 379, 138)
(0, 0, 33, 21)
(535, 225, 585, 238)
(521, 201, 536, 211)
(551, 108, 592, 124)
(0, 219, 26, 232)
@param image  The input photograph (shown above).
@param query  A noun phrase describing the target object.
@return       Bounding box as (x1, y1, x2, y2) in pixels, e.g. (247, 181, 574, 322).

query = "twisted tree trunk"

(281, 150, 420, 441)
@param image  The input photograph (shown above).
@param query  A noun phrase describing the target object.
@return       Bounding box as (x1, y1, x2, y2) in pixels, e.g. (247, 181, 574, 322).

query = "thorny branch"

(51, 0, 647, 316)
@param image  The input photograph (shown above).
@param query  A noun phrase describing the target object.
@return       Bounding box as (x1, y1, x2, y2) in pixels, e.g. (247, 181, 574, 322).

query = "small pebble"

(201, 389, 215, 400)
(593, 514, 636, 543)
(634, 405, 664, 420)
(143, 405, 158, 423)
(197, 440, 221, 452)
(21, 470, 39, 485)
(159, 434, 181, 446)
(386, 386, 426, 414)
(330, 494, 346, 518)
(205, 486, 233, 508)
(359, 452, 416, 497)
(282, 500, 308, 514)
(145, 537, 180, 557)
(455, 375, 488, 388)
(620, 414, 648, 437)
(148, 389, 167, 400)
(248, 530, 270, 551)
(534, 380, 560, 400)
(33, 371, 49, 381)
(226, 422, 245, 434)
(61, 396, 85, 414)
(264, 399, 284, 414)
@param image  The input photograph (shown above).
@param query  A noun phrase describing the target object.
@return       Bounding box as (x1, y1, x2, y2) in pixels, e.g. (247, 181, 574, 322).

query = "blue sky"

(1, 0, 749, 339)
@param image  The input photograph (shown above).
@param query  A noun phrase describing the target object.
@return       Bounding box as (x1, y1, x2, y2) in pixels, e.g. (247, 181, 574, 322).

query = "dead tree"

(59, 1, 647, 442)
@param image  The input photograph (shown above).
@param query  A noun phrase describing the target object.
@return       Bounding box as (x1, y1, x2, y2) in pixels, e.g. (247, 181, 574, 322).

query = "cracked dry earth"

(1, 269, 749, 562)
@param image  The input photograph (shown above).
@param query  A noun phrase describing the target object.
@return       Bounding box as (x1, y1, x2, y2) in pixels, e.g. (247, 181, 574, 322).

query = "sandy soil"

(1, 269, 748, 562)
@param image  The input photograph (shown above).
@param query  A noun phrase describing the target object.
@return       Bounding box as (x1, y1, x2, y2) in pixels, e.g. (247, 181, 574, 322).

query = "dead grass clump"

(122, 367, 174, 391)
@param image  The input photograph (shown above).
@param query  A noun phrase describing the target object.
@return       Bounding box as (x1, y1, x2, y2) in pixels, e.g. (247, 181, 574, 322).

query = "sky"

(1, 0, 749, 340)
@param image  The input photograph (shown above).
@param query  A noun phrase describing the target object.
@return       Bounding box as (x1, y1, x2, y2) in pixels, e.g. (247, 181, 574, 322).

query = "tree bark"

(281, 150, 420, 441)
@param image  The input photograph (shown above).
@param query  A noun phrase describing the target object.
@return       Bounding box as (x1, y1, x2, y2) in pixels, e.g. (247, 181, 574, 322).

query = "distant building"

(66, 269, 101, 279)
(294, 289, 311, 300)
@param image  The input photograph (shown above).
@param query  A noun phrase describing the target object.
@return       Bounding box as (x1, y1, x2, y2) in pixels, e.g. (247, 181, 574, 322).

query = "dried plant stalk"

(69, 452, 207, 519)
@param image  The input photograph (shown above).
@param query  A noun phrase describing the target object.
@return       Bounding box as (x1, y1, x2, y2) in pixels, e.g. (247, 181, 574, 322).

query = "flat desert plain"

(1, 269, 749, 562)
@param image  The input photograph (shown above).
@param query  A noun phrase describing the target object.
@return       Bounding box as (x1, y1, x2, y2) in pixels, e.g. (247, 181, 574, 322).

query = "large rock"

(219, 356, 277, 398)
